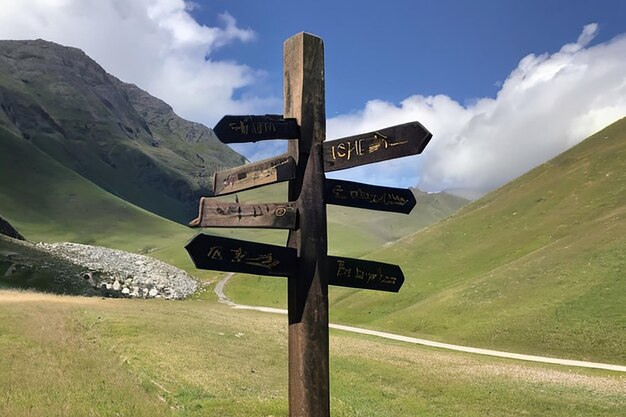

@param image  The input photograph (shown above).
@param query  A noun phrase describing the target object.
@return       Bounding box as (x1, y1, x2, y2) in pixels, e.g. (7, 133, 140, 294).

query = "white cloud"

(0, 0, 279, 125)
(327, 24, 626, 198)
(1, 6, 624, 199)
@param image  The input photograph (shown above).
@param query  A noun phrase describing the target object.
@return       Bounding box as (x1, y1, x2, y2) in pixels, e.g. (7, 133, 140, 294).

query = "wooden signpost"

(214, 114, 299, 143)
(327, 256, 404, 292)
(212, 154, 296, 195)
(186, 234, 296, 277)
(325, 178, 416, 214)
(185, 32, 432, 417)
(323, 121, 431, 172)
(189, 198, 297, 229)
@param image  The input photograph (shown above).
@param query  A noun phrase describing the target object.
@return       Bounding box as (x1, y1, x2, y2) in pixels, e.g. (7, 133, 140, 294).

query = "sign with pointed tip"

(185, 233, 297, 277)
(189, 199, 297, 229)
(323, 121, 432, 172)
(214, 114, 299, 143)
(213, 154, 296, 196)
(324, 178, 416, 214)
(327, 256, 404, 292)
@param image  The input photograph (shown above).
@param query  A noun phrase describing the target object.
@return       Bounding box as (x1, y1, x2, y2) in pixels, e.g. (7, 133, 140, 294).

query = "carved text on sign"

(331, 184, 410, 207)
(185, 233, 296, 277)
(229, 120, 277, 136)
(327, 256, 404, 292)
(213, 115, 299, 143)
(189, 199, 297, 229)
(323, 121, 432, 172)
(329, 132, 408, 162)
(324, 179, 417, 214)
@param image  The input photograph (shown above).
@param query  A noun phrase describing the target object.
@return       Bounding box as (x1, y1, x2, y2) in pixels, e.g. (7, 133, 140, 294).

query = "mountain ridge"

(0, 38, 246, 223)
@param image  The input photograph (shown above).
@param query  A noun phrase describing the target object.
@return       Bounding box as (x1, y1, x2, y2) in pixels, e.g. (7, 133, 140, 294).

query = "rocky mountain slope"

(0, 39, 245, 223)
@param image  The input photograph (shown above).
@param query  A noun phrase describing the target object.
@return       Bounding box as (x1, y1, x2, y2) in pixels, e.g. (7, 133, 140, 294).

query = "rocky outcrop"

(0, 215, 25, 240)
(35, 242, 197, 299)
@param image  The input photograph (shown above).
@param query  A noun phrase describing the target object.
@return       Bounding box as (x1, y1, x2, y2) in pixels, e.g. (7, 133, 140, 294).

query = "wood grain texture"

(189, 198, 297, 229)
(212, 154, 296, 196)
(284, 32, 330, 417)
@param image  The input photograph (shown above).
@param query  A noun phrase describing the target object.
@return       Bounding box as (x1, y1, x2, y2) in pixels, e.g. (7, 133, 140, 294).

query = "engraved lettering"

(332, 185, 347, 199)
(336, 260, 352, 278)
(230, 247, 247, 263)
(207, 246, 223, 260)
(245, 253, 280, 270)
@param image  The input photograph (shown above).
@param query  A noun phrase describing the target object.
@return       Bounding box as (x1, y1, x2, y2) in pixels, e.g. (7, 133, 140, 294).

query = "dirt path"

(215, 273, 626, 373)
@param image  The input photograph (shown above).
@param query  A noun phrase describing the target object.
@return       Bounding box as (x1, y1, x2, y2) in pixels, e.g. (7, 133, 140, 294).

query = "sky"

(1, 0, 626, 198)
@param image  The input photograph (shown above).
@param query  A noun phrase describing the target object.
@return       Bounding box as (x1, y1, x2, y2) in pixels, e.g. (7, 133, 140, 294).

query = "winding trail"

(216, 273, 626, 373)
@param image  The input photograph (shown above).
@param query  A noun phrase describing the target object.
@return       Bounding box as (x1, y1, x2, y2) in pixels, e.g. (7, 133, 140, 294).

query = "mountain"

(328, 116, 626, 363)
(0, 39, 246, 223)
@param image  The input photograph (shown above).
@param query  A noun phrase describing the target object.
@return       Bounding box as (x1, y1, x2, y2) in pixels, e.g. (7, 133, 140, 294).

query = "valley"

(0, 39, 624, 417)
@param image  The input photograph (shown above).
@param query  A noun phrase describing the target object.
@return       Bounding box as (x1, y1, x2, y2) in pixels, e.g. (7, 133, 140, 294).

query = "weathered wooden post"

(185, 31, 432, 417)
(284, 33, 330, 416)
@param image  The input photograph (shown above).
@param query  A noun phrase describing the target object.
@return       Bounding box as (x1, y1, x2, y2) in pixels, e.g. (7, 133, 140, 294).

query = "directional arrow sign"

(189, 198, 297, 229)
(213, 154, 296, 196)
(327, 256, 404, 292)
(325, 179, 416, 214)
(214, 114, 299, 143)
(185, 234, 297, 277)
(323, 121, 432, 172)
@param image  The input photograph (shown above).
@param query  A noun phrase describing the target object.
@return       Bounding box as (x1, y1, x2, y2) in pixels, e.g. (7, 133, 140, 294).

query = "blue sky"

(196, 0, 626, 115)
(1, 1, 626, 197)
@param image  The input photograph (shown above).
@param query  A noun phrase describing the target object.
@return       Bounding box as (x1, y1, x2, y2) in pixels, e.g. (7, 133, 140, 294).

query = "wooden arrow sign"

(323, 121, 432, 172)
(213, 154, 296, 196)
(325, 179, 416, 214)
(327, 256, 404, 292)
(214, 114, 299, 143)
(185, 234, 297, 277)
(189, 198, 297, 229)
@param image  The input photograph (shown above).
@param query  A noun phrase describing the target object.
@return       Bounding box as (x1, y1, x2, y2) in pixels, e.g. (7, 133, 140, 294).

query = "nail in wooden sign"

(325, 178, 416, 214)
(214, 114, 299, 143)
(323, 121, 432, 172)
(327, 256, 404, 292)
(213, 154, 296, 196)
(189, 198, 297, 229)
(185, 234, 297, 277)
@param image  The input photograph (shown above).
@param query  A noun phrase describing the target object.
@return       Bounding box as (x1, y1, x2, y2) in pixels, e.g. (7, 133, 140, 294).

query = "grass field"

(225, 117, 626, 365)
(2, 109, 626, 415)
(1, 290, 624, 417)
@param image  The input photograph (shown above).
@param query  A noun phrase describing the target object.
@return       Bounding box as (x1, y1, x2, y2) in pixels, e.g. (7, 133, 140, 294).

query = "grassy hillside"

(1, 290, 623, 417)
(0, 39, 245, 223)
(212, 183, 466, 306)
(1, 117, 464, 287)
(0, 126, 287, 278)
(325, 117, 626, 364)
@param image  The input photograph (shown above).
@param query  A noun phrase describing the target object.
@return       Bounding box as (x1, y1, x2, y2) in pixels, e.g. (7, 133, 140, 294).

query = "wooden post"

(284, 33, 329, 416)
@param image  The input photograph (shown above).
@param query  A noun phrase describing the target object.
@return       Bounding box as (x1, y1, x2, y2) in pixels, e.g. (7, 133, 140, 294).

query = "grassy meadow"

(1, 110, 626, 415)
(226, 118, 626, 365)
(1, 290, 624, 417)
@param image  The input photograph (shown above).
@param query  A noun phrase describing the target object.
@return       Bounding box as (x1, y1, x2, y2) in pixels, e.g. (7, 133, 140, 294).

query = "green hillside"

(327, 117, 626, 364)
(0, 39, 245, 223)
